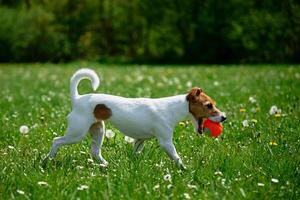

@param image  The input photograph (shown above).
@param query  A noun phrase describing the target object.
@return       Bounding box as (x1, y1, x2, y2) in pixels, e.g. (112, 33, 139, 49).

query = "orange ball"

(203, 119, 223, 138)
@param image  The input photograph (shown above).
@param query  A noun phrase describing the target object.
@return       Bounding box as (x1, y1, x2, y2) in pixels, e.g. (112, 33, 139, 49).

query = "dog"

(46, 68, 226, 169)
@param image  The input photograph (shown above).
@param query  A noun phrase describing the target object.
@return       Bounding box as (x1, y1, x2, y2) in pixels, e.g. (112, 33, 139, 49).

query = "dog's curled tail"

(70, 68, 100, 102)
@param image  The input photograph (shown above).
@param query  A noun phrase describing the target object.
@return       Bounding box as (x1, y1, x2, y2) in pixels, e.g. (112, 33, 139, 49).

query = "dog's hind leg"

(47, 113, 91, 159)
(89, 121, 108, 166)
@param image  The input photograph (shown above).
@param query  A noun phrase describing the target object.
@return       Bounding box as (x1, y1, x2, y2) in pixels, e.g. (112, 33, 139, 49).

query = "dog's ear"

(94, 104, 112, 120)
(186, 87, 203, 102)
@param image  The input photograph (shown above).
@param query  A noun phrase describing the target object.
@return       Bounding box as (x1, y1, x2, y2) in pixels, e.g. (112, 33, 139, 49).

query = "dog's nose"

(220, 116, 227, 122)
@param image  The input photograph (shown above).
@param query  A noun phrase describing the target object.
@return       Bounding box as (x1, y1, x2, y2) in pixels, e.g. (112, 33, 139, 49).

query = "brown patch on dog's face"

(94, 104, 112, 120)
(186, 87, 223, 133)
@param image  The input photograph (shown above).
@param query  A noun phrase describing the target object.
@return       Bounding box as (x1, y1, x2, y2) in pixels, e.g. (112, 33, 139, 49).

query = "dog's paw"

(179, 163, 187, 170)
(99, 160, 108, 168)
(176, 158, 187, 170)
(40, 154, 52, 168)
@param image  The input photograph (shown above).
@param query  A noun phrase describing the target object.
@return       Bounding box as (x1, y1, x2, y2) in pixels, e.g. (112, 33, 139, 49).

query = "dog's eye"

(206, 103, 213, 109)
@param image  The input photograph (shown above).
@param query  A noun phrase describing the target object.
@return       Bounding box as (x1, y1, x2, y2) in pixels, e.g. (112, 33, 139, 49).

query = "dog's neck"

(163, 94, 190, 126)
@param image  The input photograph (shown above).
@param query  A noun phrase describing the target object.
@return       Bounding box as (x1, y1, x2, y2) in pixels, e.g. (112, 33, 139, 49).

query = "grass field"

(0, 63, 299, 199)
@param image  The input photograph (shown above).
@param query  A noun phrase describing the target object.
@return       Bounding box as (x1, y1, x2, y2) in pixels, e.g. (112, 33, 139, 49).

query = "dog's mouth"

(197, 118, 203, 134)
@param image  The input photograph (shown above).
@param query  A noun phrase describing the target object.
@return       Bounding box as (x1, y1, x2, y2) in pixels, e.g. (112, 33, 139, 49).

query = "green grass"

(0, 63, 299, 199)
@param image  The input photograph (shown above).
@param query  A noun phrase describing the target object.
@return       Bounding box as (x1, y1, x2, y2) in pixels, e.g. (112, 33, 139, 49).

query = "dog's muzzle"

(220, 115, 227, 122)
(208, 112, 227, 123)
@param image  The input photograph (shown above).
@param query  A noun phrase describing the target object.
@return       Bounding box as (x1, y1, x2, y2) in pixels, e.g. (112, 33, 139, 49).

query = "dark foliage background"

(0, 0, 299, 63)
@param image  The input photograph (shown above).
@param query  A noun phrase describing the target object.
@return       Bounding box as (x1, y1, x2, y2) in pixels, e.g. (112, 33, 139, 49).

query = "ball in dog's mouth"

(203, 118, 223, 137)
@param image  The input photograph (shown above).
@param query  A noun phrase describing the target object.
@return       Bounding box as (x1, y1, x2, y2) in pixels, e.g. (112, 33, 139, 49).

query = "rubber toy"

(203, 118, 223, 138)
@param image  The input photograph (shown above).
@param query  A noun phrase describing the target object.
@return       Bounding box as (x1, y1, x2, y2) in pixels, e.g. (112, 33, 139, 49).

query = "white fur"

(46, 69, 222, 169)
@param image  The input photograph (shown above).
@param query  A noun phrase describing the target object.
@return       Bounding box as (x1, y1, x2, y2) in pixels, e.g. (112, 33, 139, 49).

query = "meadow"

(0, 63, 299, 199)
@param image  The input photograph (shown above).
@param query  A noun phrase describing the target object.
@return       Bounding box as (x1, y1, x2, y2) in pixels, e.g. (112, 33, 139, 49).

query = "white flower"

(153, 184, 160, 190)
(271, 178, 279, 183)
(239, 188, 246, 198)
(19, 125, 29, 134)
(76, 165, 84, 170)
(8, 145, 15, 149)
(16, 189, 25, 195)
(213, 81, 220, 86)
(32, 123, 39, 129)
(187, 184, 197, 189)
(214, 171, 223, 176)
(250, 108, 257, 113)
(249, 96, 257, 103)
(38, 181, 49, 187)
(257, 183, 265, 187)
(186, 81, 192, 87)
(77, 185, 89, 190)
(242, 120, 249, 127)
(124, 136, 135, 143)
(221, 178, 226, 185)
(183, 193, 191, 199)
(163, 174, 172, 182)
(105, 129, 115, 139)
(269, 106, 281, 115)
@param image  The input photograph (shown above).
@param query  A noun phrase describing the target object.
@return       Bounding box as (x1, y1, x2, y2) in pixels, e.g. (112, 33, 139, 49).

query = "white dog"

(46, 69, 226, 169)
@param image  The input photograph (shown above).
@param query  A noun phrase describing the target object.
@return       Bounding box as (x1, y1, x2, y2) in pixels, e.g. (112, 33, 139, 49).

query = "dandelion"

(274, 113, 282, 118)
(183, 193, 191, 199)
(38, 181, 49, 187)
(251, 119, 258, 124)
(269, 141, 278, 146)
(163, 174, 172, 182)
(16, 190, 25, 195)
(240, 108, 246, 112)
(77, 185, 89, 190)
(19, 125, 29, 134)
(105, 129, 115, 139)
(271, 178, 279, 183)
(242, 120, 249, 127)
(257, 183, 265, 187)
(269, 105, 281, 115)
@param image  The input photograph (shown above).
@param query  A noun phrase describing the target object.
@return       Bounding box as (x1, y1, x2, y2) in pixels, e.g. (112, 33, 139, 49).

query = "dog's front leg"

(158, 138, 186, 170)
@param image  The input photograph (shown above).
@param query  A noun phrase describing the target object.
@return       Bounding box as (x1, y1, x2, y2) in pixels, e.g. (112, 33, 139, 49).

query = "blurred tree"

(0, 0, 299, 63)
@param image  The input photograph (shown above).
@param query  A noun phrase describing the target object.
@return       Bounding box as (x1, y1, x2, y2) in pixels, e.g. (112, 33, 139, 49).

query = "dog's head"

(186, 87, 226, 134)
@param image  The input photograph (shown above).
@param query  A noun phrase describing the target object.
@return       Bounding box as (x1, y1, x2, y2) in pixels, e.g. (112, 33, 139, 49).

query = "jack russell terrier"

(46, 69, 226, 169)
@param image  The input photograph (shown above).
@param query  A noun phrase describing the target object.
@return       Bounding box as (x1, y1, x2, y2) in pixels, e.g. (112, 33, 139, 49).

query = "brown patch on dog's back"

(94, 104, 112, 120)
